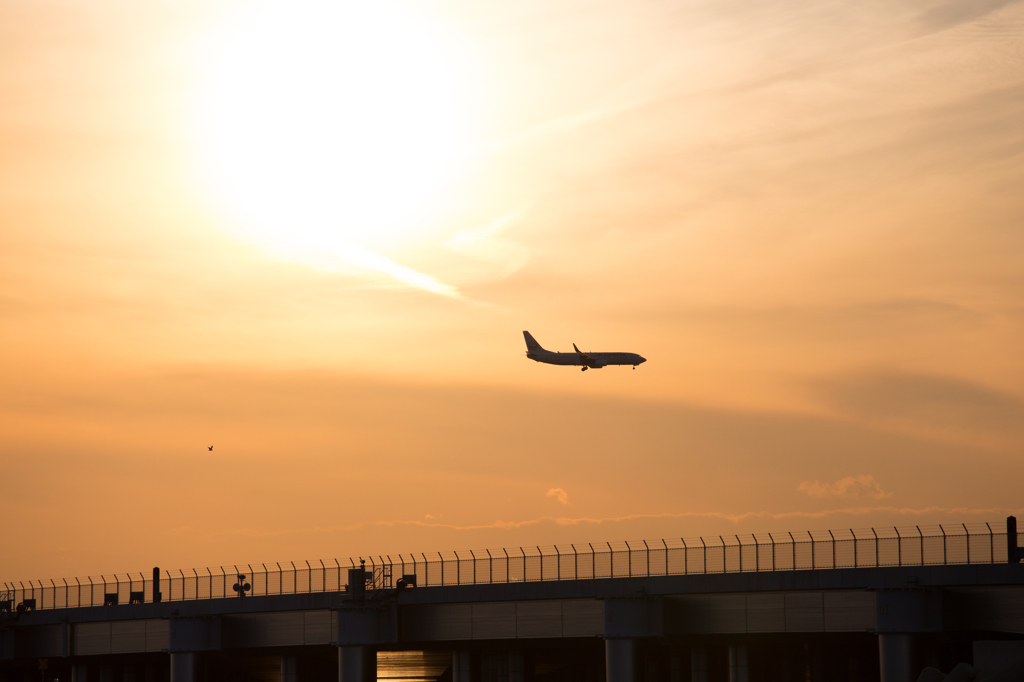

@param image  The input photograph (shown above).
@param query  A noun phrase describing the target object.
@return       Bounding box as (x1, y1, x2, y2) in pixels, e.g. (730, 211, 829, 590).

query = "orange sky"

(1, 0, 1022, 581)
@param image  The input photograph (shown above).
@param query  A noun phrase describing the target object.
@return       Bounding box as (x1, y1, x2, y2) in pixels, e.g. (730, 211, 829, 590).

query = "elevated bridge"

(3, 521, 1024, 682)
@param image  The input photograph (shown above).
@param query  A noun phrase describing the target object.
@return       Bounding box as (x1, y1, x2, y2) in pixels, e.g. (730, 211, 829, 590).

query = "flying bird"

(208, 446, 213, 451)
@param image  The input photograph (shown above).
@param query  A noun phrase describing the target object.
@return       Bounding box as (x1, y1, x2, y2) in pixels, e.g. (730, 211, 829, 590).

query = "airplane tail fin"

(523, 331, 545, 352)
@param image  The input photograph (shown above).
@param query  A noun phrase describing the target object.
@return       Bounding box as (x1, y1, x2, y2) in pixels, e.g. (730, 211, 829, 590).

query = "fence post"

(469, 551, 476, 585)
(963, 524, 971, 564)
(571, 545, 578, 580)
(753, 535, 759, 572)
(895, 528, 902, 567)
(987, 523, 994, 563)
(719, 536, 726, 573)
(735, 536, 742, 572)
(662, 539, 669, 575)
(439, 552, 445, 585)
(851, 529, 857, 569)
(486, 549, 492, 584)
(643, 540, 650, 576)
(917, 527, 924, 566)
(701, 537, 707, 574)
(503, 548, 509, 583)
(589, 544, 595, 579)
(521, 547, 527, 582)
(940, 526, 947, 565)
(1009, 517, 1020, 564)
(828, 530, 835, 569)
(555, 546, 561, 581)
(872, 528, 878, 567)
(768, 533, 775, 571)
(608, 542, 614, 578)
(810, 532, 815, 570)
(681, 538, 688, 575)
(788, 532, 795, 570)
(625, 541, 632, 578)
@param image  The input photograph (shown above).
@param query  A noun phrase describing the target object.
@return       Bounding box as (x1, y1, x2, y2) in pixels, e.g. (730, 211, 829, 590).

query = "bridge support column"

(879, 634, 914, 682)
(170, 652, 196, 682)
(605, 638, 637, 682)
(453, 649, 471, 682)
(282, 655, 298, 682)
(691, 646, 708, 682)
(729, 645, 749, 682)
(669, 651, 685, 682)
(339, 646, 375, 682)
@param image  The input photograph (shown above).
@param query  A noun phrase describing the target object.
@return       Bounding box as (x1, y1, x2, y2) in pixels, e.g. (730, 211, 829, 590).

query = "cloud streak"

(798, 475, 891, 500)
(331, 243, 463, 299)
(546, 487, 571, 505)
(192, 505, 1023, 540)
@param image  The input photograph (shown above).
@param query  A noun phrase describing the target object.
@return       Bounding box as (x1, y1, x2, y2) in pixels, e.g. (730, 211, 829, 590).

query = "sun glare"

(198, 1, 473, 260)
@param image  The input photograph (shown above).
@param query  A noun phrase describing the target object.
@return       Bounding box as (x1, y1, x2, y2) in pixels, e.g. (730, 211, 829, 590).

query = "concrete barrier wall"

(75, 619, 169, 655)
(666, 590, 875, 634)
(401, 599, 604, 641)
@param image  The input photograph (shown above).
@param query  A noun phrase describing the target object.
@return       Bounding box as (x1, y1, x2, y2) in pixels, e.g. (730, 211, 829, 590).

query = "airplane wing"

(572, 343, 597, 365)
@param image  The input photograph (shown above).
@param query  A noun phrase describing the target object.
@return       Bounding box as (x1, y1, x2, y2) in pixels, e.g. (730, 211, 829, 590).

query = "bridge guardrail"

(2, 522, 1018, 611)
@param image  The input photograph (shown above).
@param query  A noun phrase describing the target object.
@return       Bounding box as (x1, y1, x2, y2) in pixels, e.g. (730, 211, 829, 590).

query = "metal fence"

(2, 522, 1018, 612)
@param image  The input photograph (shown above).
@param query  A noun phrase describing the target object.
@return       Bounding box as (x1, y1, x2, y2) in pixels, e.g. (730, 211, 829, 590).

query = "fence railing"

(2, 522, 1019, 612)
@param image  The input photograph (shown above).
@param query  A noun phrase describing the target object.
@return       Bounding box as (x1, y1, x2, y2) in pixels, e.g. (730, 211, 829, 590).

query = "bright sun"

(198, 1, 472, 260)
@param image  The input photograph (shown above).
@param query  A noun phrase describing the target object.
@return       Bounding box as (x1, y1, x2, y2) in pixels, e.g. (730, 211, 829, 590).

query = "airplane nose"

(639, 357, 647, 364)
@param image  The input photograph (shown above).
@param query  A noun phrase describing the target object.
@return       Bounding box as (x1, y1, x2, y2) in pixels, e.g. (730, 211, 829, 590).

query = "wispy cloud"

(445, 205, 532, 280)
(330, 243, 463, 299)
(193, 505, 1022, 540)
(798, 475, 891, 500)
(546, 487, 571, 505)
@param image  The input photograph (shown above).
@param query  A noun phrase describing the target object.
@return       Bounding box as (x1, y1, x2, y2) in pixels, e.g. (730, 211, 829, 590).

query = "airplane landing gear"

(581, 366, 588, 372)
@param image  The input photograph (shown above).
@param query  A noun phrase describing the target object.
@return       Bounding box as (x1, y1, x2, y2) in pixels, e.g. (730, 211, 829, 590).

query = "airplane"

(523, 331, 647, 371)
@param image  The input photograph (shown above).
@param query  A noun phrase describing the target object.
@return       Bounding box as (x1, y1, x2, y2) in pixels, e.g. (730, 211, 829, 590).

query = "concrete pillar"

(509, 650, 524, 682)
(879, 634, 914, 682)
(339, 646, 375, 682)
(729, 645, 749, 682)
(453, 649, 471, 682)
(170, 653, 196, 682)
(282, 655, 298, 682)
(669, 652, 684, 682)
(643, 648, 660, 682)
(691, 646, 708, 682)
(605, 638, 637, 682)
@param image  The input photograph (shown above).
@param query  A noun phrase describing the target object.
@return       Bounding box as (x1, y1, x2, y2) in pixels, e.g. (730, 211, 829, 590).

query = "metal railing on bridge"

(2, 522, 1019, 612)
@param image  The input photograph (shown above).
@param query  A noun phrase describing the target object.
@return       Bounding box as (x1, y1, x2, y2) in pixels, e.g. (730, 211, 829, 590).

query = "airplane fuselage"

(526, 350, 645, 368)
